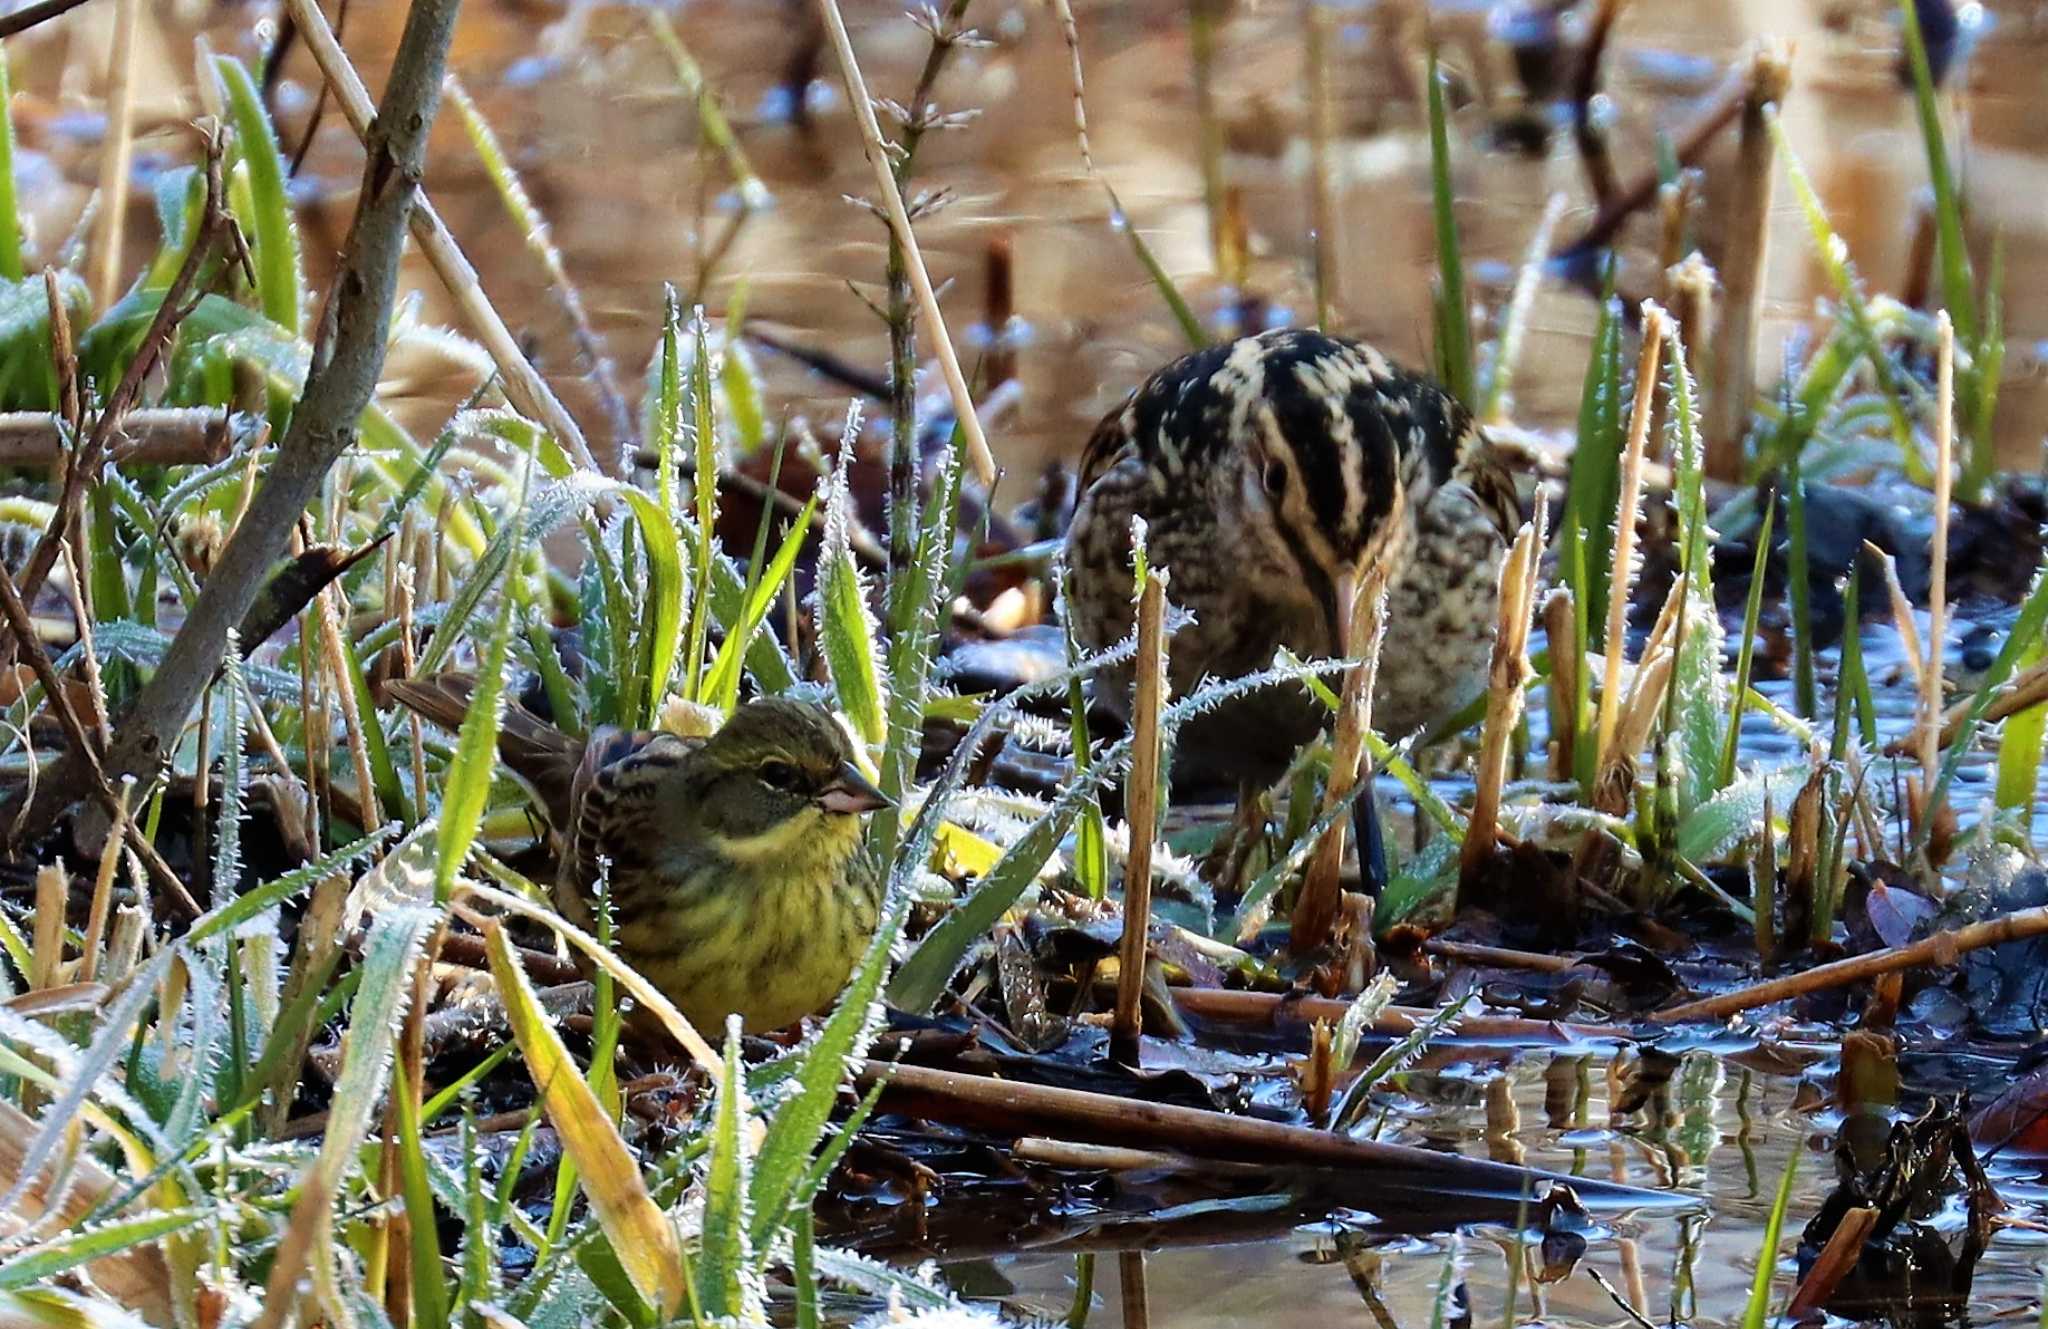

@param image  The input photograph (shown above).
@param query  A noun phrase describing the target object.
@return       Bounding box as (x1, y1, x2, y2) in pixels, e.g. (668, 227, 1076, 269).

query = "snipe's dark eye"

(1262, 460, 1288, 498)
(759, 760, 799, 790)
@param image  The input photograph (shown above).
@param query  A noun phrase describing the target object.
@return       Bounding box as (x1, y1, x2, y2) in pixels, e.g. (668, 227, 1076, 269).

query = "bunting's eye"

(1262, 459, 1288, 498)
(759, 760, 800, 790)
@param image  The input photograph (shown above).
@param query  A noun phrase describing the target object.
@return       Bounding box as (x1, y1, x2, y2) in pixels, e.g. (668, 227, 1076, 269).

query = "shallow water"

(11, 1, 2048, 1323)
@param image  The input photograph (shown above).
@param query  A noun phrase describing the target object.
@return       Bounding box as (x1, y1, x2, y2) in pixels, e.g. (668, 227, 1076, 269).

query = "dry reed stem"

(1786, 1206, 1878, 1319)
(316, 584, 381, 829)
(88, 0, 141, 312)
(1119, 1251, 1151, 1329)
(1111, 569, 1168, 1065)
(813, 0, 996, 489)
(279, 0, 600, 476)
(1870, 540, 1926, 694)
(1483, 193, 1568, 425)
(1704, 41, 1790, 463)
(1462, 504, 1544, 890)
(1899, 656, 2048, 752)
(1593, 303, 1666, 772)
(1919, 312, 1955, 807)
(1293, 569, 1389, 957)
(1653, 898, 2048, 1023)
(75, 779, 131, 984)
(1422, 938, 1577, 974)
(29, 865, 63, 990)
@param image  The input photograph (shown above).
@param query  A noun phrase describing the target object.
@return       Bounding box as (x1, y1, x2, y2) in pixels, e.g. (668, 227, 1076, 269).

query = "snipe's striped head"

(1082, 328, 1471, 654)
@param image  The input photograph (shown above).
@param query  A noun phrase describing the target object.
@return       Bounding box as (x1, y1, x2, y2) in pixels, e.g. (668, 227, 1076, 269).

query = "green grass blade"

(1769, 112, 1926, 484)
(684, 308, 720, 703)
(1741, 1147, 1801, 1329)
(393, 1050, 451, 1329)
(433, 478, 530, 902)
(704, 495, 815, 714)
(1426, 47, 1472, 408)
(819, 417, 889, 746)
(1898, 0, 1977, 348)
(1722, 492, 1776, 786)
(1561, 288, 1623, 642)
(1994, 636, 2045, 815)
(696, 1026, 754, 1320)
(1962, 234, 2005, 502)
(211, 56, 302, 336)
(1064, 598, 1109, 901)
(1920, 554, 2048, 852)
(1102, 181, 1205, 351)
(0, 45, 18, 281)
(1785, 458, 1817, 718)
(877, 429, 966, 859)
(0, 1210, 206, 1291)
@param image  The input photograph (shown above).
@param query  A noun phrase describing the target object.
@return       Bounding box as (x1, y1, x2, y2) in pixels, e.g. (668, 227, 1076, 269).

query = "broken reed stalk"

(1111, 569, 1168, 1066)
(1653, 900, 2048, 1023)
(278, 0, 599, 476)
(4, 0, 465, 848)
(87, 0, 142, 312)
(813, 0, 997, 489)
(1667, 252, 1728, 477)
(1704, 42, 1789, 466)
(1293, 570, 1388, 957)
(1918, 312, 1955, 820)
(1544, 587, 1578, 781)
(1119, 1252, 1151, 1329)
(1461, 505, 1543, 895)
(1592, 304, 1666, 774)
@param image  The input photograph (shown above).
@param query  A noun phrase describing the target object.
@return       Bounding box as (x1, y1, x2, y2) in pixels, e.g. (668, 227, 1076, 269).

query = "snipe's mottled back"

(1064, 328, 1519, 787)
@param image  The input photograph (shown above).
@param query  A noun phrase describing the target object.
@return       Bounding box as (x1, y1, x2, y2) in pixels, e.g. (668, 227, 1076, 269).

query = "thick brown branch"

(5, 0, 466, 845)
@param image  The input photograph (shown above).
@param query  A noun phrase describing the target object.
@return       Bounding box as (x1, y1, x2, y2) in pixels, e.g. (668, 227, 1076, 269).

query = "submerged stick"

(813, 0, 996, 488)
(857, 1060, 1682, 1208)
(1652, 902, 2048, 1024)
(1111, 570, 1168, 1065)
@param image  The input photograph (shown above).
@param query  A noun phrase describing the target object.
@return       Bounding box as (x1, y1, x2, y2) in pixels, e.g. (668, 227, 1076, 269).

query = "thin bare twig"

(0, 0, 94, 40)
(5, 0, 465, 848)
(5, 138, 235, 631)
(1652, 902, 2048, 1023)
(279, 0, 599, 475)
(814, 0, 996, 489)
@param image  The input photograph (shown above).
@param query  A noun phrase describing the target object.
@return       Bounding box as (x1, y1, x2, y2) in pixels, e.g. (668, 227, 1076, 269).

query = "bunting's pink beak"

(818, 763, 890, 815)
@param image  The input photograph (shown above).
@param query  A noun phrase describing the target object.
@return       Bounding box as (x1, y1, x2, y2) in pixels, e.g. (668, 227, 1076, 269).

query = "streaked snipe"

(1064, 328, 1520, 879)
